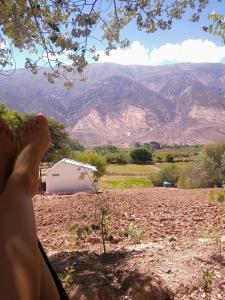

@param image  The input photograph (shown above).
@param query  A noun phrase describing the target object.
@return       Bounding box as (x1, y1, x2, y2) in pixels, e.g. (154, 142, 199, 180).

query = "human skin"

(0, 116, 61, 300)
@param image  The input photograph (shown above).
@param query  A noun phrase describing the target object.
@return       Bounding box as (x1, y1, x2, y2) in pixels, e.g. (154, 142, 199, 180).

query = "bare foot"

(20, 114, 51, 153)
(0, 119, 17, 194)
(12, 115, 51, 197)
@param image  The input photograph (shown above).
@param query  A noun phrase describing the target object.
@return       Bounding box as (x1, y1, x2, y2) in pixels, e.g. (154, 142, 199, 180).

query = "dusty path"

(34, 188, 225, 299)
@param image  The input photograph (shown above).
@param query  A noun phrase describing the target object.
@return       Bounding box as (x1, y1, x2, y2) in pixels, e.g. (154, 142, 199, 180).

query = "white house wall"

(46, 163, 95, 193)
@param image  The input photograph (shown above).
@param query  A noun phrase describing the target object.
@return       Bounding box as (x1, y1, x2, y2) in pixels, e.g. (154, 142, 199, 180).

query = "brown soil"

(34, 188, 225, 299)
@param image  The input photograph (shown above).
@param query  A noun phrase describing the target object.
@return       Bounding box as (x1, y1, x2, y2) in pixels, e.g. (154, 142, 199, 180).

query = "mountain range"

(0, 62, 225, 146)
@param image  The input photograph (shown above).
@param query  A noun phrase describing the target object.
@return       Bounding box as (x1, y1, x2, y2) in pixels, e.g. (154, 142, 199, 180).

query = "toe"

(36, 114, 48, 127)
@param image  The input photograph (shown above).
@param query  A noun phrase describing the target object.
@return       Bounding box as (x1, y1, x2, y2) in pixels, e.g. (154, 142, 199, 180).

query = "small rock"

(221, 235, 225, 243)
(194, 217, 204, 222)
(160, 217, 167, 222)
(87, 237, 102, 244)
(107, 235, 121, 244)
(168, 236, 177, 242)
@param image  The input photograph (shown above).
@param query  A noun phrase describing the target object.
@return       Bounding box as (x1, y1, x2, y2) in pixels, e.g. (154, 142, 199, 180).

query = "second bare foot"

(0, 119, 17, 194)
(11, 115, 51, 197)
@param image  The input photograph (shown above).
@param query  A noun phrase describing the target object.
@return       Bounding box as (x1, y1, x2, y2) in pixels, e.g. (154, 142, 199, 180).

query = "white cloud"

(97, 41, 150, 65)
(97, 39, 225, 66)
(150, 39, 225, 65)
(0, 41, 8, 49)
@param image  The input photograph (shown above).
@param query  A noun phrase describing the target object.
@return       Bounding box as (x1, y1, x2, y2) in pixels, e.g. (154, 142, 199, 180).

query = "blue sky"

(122, 1, 225, 48)
(11, 1, 225, 68)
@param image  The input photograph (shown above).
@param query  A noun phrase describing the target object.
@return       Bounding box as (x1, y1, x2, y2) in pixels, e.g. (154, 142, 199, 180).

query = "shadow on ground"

(210, 253, 225, 266)
(50, 249, 174, 300)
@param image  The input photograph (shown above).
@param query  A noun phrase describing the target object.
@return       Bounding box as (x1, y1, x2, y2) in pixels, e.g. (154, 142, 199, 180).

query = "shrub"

(150, 171, 163, 187)
(177, 150, 225, 188)
(203, 141, 225, 166)
(177, 174, 193, 189)
(94, 144, 120, 155)
(155, 155, 163, 163)
(150, 164, 180, 187)
(130, 148, 152, 164)
(106, 152, 130, 164)
(165, 153, 175, 163)
(71, 151, 107, 177)
(124, 223, 144, 244)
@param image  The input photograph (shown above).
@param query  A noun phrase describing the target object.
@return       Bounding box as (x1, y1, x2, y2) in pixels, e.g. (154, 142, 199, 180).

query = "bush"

(71, 151, 107, 177)
(150, 171, 163, 187)
(150, 164, 180, 187)
(130, 148, 152, 164)
(165, 153, 175, 163)
(155, 155, 163, 163)
(177, 149, 225, 189)
(177, 174, 193, 189)
(94, 144, 120, 155)
(203, 141, 225, 165)
(106, 152, 130, 164)
(184, 154, 224, 188)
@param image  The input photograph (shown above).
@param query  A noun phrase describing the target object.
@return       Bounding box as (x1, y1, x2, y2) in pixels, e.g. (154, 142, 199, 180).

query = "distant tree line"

(135, 141, 201, 150)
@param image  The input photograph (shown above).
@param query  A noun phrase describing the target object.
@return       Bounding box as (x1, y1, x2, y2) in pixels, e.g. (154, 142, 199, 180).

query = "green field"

(100, 175, 152, 189)
(106, 164, 158, 176)
(160, 161, 191, 169)
(101, 162, 190, 190)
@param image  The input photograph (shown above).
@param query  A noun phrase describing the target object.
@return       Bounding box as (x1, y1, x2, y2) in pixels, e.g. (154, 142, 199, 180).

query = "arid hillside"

(1, 62, 225, 146)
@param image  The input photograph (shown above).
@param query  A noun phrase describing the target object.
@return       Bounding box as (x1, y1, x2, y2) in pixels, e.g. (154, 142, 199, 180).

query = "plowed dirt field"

(34, 188, 225, 299)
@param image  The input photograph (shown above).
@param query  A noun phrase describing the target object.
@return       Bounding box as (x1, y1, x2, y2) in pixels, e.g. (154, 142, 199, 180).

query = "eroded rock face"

(2, 63, 225, 146)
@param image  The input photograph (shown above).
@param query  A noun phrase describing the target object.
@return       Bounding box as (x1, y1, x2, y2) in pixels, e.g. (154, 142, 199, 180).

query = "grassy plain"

(101, 160, 192, 189)
(99, 145, 200, 190)
(101, 175, 152, 189)
(106, 164, 158, 175)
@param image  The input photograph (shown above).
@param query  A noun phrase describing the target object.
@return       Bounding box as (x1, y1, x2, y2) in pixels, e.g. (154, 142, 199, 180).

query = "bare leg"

(0, 119, 17, 194)
(0, 115, 60, 300)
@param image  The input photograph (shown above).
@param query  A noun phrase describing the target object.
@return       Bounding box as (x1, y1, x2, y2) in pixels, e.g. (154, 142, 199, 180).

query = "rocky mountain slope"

(0, 62, 225, 146)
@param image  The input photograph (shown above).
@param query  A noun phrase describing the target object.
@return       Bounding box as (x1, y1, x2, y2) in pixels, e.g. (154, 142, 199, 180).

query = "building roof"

(47, 158, 97, 172)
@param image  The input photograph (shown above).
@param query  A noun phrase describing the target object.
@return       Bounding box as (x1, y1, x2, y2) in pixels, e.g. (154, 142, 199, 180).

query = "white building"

(45, 158, 97, 194)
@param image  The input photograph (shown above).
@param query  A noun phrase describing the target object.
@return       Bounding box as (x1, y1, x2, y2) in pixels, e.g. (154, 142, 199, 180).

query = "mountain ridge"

(0, 62, 225, 146)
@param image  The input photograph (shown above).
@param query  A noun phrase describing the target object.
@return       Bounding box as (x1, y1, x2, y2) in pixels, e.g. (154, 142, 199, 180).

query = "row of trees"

(134, 142, 200, 150)
(94, 144, 178, 164)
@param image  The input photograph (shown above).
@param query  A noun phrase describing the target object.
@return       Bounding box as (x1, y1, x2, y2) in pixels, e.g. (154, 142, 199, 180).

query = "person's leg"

(0, 115, 60, 300)
(0, 119, 17, 194)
